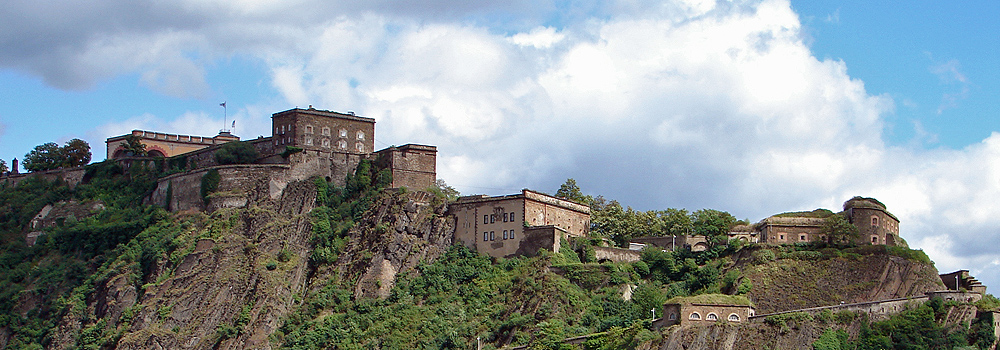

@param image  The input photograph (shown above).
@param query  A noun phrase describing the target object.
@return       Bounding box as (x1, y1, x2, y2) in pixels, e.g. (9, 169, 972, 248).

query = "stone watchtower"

(843, 197, 903, 247)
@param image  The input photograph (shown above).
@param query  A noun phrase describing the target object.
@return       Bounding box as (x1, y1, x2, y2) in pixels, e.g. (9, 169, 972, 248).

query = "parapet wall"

(146, 164, 293, 212)
(0, 167, 87, 189)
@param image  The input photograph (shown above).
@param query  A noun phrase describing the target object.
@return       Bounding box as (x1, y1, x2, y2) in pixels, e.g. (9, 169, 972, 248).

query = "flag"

(220, 102, 226, 108)
(232, 120, 236, 128)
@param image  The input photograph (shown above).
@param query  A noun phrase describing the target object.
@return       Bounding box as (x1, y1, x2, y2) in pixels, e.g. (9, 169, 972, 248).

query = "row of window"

(301, 137, 365, 152)
(482, 230, 517, 241)
(276, 125, 366, 140)
(483, 212, 516, 224)
(681, 312, 740, 322)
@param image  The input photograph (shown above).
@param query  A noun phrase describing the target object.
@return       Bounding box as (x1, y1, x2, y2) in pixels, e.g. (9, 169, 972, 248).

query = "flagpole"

(220, 102, 228, 132)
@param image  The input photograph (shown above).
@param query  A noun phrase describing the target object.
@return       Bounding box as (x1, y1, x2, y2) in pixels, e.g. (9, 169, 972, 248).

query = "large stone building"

(450, 190, 591, 258)
(105, 107, 437, 190)
(746, 196, 903, 247)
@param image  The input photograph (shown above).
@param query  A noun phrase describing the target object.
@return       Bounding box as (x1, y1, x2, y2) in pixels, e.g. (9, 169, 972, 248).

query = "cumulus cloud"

(9, 0, 1000, 289)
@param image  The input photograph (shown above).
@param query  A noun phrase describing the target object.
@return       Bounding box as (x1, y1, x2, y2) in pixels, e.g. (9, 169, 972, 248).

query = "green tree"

(555, 178, 593, 205)
(0, 159, 7, 173)
(61, 138, 91, 167)
(691, 209, 737, 244)
(121, 135, 147, 156)
(822, 213, 858, 245)
(214, 141, 259, 165)
(23, 142, 63, 171)
(432, 179, 460, 201)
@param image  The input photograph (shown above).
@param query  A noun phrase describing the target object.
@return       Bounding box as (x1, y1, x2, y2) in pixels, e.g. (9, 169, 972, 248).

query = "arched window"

(322, 127, 331, 136)
(668, 313, 677, 320)
(305, 125, 314, 134)
(706, 313, 718, 321)
(357, 131, 365, 140)
(321, 139, 330, 148)
(304, 137, 313, 146)
(872, 217, 879, 226)
(728, 314, 740, 322)
(872, 236, 878, 244)
(339, 129, 347, 137)
(338, 140, 347, 149)
(689, 312, 701, 320)
(356, 142, 364, 152)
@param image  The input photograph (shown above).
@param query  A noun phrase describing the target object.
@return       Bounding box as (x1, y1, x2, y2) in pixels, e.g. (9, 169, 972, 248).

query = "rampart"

(593, 246, 641, 263)
(0, 167, 87, 189)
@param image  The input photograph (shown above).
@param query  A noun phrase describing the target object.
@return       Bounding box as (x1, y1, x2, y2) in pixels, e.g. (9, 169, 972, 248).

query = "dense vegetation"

(0, 161, 167, 348)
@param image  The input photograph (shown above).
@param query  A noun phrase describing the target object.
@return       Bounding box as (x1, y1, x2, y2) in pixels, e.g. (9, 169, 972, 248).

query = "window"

(305, 125, 314, 134)
(728, 314, 740, 322)
(872, 217, 879, 226)
(322, 127, 331, 136)
(340, 129, 347, 137)
(321, 139, 330, 148)
(281, 125, 285, 133)
(503, 213, 508, 222)
(689, 312, 701, 320)
(872, 236, 878, 244)
(484, 215, 488, 224)
(357, 131, 365, 140)
(275, 127, 279, 134)
(706, 313, 718, 321)
(490, 215, 495, 224)
(356, 143, 364, 152)
(668, 313, 677, 320)
(800, 235, 806, 241)
(779, 235, 784, 240)
(509, 231, 514, 240)
(503, 230, 508, 239)
(484, 232, 488, 241)
(490, 231, 495, 241)
(305, 137, 313, 146)
(510, 213, 516, 222)
(338, 140, 347, 149)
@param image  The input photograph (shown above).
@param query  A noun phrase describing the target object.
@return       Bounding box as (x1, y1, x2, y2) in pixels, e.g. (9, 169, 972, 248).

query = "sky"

(1, 0, 998, 291)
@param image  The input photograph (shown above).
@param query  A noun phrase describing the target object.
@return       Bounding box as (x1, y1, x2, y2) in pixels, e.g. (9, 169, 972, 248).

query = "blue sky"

(1, 0, 999, 290)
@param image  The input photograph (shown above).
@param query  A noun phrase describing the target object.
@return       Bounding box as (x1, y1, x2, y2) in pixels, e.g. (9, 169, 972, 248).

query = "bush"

(214, 141, 259, 165)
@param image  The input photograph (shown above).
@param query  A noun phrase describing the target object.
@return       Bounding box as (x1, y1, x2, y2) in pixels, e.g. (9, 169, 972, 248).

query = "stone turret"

(843, 197, 903, 247)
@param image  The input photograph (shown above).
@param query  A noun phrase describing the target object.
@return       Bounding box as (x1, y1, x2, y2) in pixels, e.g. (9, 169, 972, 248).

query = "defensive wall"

(593, 246, 641, 263)
(0, 166, 87, 189)
(749, 291, 982, 323)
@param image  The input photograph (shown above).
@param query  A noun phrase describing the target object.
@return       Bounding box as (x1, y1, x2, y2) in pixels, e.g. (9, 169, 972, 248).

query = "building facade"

(661, 295, 755, 327)
(450, 190, 591, 258)
(106, 130, 239, 159)
(758, 217, 826, 244)
(374, 144, 438, 190)
(844, 197, 902, 246)
(271, 107, 375, 155)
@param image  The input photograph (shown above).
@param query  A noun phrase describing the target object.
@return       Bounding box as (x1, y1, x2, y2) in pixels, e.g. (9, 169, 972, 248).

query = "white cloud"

(508, 27, 565, 48)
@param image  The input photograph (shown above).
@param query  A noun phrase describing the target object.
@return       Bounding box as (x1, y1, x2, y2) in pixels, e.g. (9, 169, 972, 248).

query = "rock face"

(47, 179, 452, 349)
(339, 190, 455, 299)
(733, 247, 946, 314)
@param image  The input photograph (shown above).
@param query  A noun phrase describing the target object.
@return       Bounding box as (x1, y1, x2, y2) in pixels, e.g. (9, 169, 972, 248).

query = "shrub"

(214, 141, 259, 165)
(200, 169, 221, 204)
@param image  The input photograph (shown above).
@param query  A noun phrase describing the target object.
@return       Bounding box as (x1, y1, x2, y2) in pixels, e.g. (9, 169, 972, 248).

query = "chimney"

(12, 158, 18, 174)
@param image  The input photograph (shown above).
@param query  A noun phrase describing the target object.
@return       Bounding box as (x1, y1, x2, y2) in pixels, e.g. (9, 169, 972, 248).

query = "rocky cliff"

(44, 181, 452, 349)
(732, 246, 946, 314)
